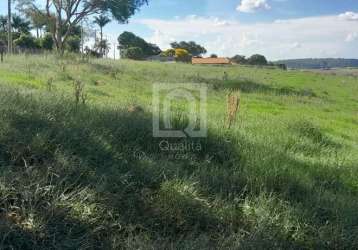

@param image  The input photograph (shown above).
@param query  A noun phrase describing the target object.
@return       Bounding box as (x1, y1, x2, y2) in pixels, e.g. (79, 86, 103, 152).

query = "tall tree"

(25, 10, 48, 38)
(93, 15, 110, 43)
(17, 0, 148, 53)
(171, 41, 207, 57)
(93, 15, 111, 56)
(118, 31, 161, 57)
(247, 54, 267, 65)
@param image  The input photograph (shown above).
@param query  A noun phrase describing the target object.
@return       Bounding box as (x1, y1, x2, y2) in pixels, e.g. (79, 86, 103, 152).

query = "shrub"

(14, 34, 39, 49)
(41, 33, 54, 50)
(65, 35, 81, 52)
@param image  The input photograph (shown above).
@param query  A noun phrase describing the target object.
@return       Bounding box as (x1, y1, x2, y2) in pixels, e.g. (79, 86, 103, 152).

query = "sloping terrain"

(0, 55, 357, 249)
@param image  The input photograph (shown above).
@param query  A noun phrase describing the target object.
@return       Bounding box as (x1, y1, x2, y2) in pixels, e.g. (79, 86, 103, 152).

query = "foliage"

(118, 31, 161, 57)
(161, 48, 176, 57)
(175, 48, 192, 62)
(12, 15, 31, 34)
(123, 46, 144, 60)
(247, 54, 268, 65)
(94, 39, 111, 56)
(231, 55, 247, 64)
(210, 54, 218, 58)
(64, 35, 81, 53)
(0, 15, 7, 32)
(40, 33, 54, 50)
(13, 34, 39, 49)
(17, 0, 148, 52)
(93, 15, 111, 33)
(171, 41, 207, 57)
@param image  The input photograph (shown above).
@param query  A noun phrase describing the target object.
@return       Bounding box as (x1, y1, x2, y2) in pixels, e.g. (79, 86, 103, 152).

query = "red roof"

(192, 57, 231, 65)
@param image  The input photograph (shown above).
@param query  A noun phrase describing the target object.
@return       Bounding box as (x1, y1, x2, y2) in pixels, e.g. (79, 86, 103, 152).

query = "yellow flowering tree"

(175, 48, 192, 63)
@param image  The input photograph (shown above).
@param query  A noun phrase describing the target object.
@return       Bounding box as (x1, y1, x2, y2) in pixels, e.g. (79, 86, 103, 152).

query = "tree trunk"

(100, 27, 103, 57)
(55, 1, 65, 54)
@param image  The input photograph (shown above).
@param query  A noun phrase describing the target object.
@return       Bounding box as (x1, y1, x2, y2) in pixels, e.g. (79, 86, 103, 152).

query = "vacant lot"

(0, 55, 357, 249)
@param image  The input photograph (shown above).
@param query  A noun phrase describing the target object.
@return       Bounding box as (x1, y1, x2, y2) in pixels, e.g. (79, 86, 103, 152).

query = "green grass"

(0, 54, 357, 249)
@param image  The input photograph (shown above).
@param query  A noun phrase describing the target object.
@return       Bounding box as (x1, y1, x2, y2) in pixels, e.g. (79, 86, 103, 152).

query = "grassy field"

(0, 54, 357, 249)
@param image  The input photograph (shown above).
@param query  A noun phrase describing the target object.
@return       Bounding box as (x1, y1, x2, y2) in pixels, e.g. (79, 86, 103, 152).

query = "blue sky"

(1, 0, 358, 60)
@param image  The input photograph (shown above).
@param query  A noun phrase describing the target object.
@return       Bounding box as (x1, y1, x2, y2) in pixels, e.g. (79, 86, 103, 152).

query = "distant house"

(192, 57, 231, 65)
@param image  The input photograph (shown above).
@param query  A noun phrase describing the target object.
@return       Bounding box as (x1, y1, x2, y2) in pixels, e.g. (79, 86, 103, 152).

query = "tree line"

(117, 31, 285, 68)
(1, 0, 148, 56)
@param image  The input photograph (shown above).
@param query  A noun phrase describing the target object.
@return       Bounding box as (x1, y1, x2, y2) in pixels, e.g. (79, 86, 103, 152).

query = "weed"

(226, 90, 241, 129)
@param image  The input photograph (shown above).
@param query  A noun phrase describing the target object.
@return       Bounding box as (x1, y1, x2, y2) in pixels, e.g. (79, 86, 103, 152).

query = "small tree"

(175, 48, 191, 63)
(124, 47, 144, 60)
(210, 54, 218, 58)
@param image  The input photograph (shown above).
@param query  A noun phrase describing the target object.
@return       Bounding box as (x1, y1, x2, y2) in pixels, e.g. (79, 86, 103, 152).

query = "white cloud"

(237, 0, 271, 13)
(345, 33, 358, 42)
(291, 42, 302, 49)
(339, 11, 358, 21)
(137, 14, 358, 60)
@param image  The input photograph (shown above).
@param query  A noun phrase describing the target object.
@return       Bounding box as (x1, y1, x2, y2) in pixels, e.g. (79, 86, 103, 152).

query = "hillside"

(276, 58, 358, 69)
(0, 55, 357, 249)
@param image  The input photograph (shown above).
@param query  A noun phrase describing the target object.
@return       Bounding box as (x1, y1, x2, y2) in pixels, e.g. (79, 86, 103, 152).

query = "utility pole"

(113, 41, 116, 60)
(7, 0, 12, 54)
(81, 21, 84, 54)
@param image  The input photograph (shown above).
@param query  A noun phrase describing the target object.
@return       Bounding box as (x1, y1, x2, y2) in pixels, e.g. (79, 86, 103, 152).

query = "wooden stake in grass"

(226, 90, 241, 129)
(0, 41, 5, 62)
(73, 80, 86, 105)
(47, 77, 54, 91)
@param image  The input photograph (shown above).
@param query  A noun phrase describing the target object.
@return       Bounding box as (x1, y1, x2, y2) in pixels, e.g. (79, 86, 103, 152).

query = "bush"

(65, 35, 81, 53)
(123, 47, 144, 60)
(14, 34, 39, 49)
(41, 33, 54, 50)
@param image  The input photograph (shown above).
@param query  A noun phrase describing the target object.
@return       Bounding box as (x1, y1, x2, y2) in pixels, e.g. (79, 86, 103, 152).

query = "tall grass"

(0, 55, 357, 249)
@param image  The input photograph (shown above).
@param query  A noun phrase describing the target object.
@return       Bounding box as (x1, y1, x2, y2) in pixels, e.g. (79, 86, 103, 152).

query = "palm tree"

(94, 39, 110, 57)
(12, 15, 31, 34)
(93, 15, 111, 56)
(0, 15, 7, 32)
